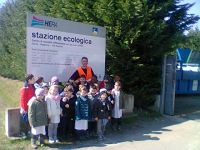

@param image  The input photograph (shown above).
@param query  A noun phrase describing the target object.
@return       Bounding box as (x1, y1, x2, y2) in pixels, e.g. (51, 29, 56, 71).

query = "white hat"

(42, 82, 49, 88)
(35, 88, 45, 96)
(99, 88, 107, 94)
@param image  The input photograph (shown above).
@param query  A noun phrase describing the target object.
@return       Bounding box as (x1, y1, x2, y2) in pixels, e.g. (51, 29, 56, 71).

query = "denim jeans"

(97, 119, 108, 139)
(48, 123, 58, 140)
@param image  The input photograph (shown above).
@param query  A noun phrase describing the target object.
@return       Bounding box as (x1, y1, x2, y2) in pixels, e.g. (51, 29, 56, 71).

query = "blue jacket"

(75, 96, 91, 120)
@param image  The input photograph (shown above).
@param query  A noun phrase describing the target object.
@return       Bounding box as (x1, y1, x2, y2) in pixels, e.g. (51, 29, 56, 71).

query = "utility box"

(5, 108, 20, 137)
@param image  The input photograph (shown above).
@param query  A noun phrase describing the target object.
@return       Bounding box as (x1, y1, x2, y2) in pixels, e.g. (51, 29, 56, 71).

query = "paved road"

(47, 96, 200, 150)
(73, 113, 200, 150)
(46, 111, 200, 150)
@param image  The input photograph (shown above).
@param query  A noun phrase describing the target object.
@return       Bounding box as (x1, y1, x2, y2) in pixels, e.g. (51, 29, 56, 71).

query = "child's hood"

(27, 96, 36, 106)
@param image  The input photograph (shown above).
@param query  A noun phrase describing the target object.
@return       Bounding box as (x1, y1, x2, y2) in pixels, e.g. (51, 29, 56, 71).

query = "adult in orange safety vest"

(69, 57, 95, 83)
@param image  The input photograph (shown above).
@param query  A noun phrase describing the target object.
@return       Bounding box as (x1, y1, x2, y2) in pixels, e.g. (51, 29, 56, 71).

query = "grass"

(0, 77, 22, 106)
(0, 77, 31, 150)
(138, 110, 161, 119)
(0, 76, 161, 149)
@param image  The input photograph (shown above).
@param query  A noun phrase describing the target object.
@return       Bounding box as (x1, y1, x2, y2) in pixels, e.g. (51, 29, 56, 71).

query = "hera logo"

(31, 16, 57, 28)
(92, 27, 98, 36)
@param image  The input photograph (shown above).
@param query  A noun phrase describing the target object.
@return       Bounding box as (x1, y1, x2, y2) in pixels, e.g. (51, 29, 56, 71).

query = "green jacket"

(28, 97, 48, 127)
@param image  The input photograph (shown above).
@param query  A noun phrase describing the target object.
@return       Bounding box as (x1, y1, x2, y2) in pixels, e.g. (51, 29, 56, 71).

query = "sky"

(0, 0, 199, 29)
(181, 0, 200, 29)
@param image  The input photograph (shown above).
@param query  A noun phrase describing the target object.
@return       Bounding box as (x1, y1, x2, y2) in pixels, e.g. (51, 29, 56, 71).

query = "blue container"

(176, 70, 200, 94)
(175, 48, 200, 94)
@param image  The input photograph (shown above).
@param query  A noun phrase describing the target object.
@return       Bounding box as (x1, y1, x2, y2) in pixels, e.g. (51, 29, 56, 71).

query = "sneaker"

(49, 139, 54, 144)
(31, 144, 38, 149)
(98, 135, 103, 142)
(55, 139, 60, 143)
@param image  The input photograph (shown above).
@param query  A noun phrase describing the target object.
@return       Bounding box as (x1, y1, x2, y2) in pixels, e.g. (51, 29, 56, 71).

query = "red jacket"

(20, 84, 35, 112)
(99, 81, 106, 89)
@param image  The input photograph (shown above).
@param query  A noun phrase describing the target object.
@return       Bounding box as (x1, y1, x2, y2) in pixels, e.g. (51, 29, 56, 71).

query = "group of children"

(24, 74, 125, 148)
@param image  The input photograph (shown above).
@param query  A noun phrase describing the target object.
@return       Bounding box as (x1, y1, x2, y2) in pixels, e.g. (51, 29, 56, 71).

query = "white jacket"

(46, 95, 61, 123)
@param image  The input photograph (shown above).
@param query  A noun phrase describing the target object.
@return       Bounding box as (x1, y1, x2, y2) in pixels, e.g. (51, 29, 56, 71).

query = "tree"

(0, 0, 199, 107)
(34, 0, 199, 107)
(179, 27, 200, 51)
(0, 0, 36, 79)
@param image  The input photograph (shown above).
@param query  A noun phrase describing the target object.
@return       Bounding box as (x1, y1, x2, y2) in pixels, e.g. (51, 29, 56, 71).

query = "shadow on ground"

(37, 96, 200, 149)
(1, 76, 200, 149)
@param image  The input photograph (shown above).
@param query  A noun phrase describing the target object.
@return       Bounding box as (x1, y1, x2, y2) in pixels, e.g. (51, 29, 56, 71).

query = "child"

(106, 88, 115, 110)
(76, 84, 85, 98)
(46, 85, 61, 143)
(88, 84, 99, 137)
(75, 86, 91, 140)
(59, 86, 76, 139)
(88, 84, 99, 102)
(34, 76, 44, 89)
(93, 89, 112, 141)
(99, 75, 112, 90)
(60, 82, 75, 97)
(20, 74, 35, 136)
(74, 75, 90, 93)
(90, 74, 98, 85)
(28, 88, 48, 149)
(42, 83, 49, 137)
(111, 75, 122, 89)
(50, 76, 59, 86)
(42, 83, 49, 96)
(111, 81, 125, 131)
(50, 76, 64, 94)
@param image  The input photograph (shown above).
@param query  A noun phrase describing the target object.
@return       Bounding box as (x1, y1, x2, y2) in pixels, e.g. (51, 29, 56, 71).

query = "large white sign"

(27, 13, 106, 82)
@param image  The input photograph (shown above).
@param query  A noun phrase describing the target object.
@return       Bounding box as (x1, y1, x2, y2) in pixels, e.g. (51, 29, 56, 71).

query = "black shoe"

(31, 135, 38, 149)
(39, 135, 45, 146)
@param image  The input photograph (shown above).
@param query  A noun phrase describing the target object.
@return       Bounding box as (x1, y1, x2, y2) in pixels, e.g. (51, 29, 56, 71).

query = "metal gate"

(160, 55, 176, 115)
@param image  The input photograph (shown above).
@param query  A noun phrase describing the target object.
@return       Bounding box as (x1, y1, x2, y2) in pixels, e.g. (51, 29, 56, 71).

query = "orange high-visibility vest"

(77, 66, 92, 80)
